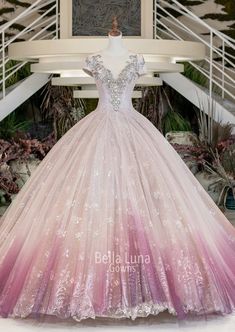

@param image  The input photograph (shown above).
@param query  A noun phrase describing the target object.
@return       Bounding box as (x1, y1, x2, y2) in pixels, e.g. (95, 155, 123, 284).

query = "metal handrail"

(154, 0, 235, 108)
(155, 12, 235, 86)
(156, 8, 235, 66)
(0, 0, 59, 99)
(1, 0, 234, 117)
(0, 6, 57, 52)
(0, 0, 55, 32)
(159, 0, 235, 46)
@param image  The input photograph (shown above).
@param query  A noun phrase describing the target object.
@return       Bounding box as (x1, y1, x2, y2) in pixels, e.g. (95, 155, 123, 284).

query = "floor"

(0, 311, 235, 332)
(224, 210, 235, 226)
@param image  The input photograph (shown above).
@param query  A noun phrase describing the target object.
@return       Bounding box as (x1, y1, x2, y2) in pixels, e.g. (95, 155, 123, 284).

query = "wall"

(177, 0, 235, 39)
(0, 0, 234, 40)
(0, 0, 53, 42)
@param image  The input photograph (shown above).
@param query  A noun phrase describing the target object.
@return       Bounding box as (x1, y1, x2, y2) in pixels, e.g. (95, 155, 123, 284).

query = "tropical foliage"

(0, 133, 55, 205)
(0, 111, 32, 140)
(40, 81, 87, 140)
(135, 85, 192, 135)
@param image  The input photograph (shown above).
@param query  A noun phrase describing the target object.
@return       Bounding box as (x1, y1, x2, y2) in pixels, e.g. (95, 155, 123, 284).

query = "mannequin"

(99, 16, 132, 79)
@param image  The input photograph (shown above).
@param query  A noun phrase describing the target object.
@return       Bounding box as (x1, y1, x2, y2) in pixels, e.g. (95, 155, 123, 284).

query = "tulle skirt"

(0, 107, 234, 322)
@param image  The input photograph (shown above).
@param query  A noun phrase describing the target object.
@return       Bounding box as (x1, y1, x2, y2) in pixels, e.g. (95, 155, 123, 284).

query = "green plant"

(192, 92, 235, 205)
(162, 110, 191, 134)
(0, 133, 55, 203)
(181, 62, 222, 95)
(202, 147, 235, 205)
(138, 85, 174, 131)
(182, 61, 208, 87)
(220, 143, 235, 178)
(0, 60, 31, 89)
(40, 81, 87, 140)
(196, 94, 234, 149)
(136, 85, 192, 134)
(0, 111, 32, 140)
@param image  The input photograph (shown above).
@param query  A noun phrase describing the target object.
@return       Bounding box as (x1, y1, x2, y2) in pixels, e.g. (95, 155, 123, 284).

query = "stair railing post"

(154, 0, 157, 39)
(209, 30, 213, 144)
(2, 31, 5, 98)
(222, 39, 225, 99)
(56, 0, 59, 39)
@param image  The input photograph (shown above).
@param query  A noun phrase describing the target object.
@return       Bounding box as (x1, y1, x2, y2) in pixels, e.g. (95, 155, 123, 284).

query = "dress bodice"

(82, 52, 147, 113)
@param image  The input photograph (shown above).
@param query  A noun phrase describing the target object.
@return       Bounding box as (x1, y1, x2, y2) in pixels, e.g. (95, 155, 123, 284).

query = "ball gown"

(0, 52, 234, 322)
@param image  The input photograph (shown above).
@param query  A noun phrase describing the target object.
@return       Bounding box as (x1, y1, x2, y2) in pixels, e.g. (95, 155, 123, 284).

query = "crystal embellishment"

(84, 53, 141, 112)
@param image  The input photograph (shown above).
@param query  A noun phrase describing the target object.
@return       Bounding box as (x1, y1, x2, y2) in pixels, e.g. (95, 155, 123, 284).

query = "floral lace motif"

(84, 54, 143, 112)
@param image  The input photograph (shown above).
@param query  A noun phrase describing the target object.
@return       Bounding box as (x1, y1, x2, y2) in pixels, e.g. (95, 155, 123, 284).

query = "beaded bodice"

(82, 53, 147, 112)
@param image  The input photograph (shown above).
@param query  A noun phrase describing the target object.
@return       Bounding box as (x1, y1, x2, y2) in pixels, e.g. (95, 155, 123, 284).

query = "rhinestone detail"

(84, 54, 141, 112)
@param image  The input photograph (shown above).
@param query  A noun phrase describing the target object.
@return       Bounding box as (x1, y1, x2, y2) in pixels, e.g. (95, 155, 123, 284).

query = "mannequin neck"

(102, 32, 128, 56)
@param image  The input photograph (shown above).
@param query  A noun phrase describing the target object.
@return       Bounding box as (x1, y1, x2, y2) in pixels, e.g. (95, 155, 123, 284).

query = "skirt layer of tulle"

(0, 108, 235, 322)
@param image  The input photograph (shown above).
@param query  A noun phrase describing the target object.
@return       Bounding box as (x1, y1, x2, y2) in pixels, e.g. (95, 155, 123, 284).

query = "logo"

(95, 251, 150, 272)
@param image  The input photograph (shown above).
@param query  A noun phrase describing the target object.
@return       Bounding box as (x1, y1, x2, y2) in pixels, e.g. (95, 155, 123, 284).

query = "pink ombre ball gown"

(0, 52, 234, 322)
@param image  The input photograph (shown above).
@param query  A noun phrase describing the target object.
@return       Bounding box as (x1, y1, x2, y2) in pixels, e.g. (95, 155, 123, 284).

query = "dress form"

(0, 16, 235, 324)
(99, 17, 131, 79)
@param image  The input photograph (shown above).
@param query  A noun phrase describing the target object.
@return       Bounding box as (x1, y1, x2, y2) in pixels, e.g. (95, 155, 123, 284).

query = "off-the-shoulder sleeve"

(82, 55, 93, 77)
(137, 54, 147, 76)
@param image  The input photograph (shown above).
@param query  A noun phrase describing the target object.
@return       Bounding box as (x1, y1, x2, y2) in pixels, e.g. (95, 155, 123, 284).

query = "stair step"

(0, 73, 50, 121)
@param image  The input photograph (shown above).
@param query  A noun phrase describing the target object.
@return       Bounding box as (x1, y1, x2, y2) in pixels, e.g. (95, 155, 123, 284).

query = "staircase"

(154, 0, 235, 129)
(0, 0, 59, 119)
(0, 0, 234, 129)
